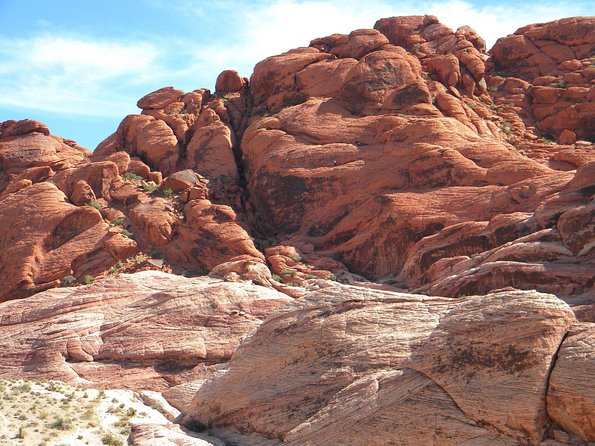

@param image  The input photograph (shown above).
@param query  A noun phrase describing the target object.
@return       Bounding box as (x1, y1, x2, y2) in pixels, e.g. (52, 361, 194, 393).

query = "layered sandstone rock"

(0, 271, 291, 389)
(488, 17, 594, 142)
(186, 286, 593, 444)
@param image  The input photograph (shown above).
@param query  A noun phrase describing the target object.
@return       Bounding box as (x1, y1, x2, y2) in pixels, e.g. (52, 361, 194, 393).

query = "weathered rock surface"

(2, 15, 593, 304)
(0, 271, 292, 390)
(547, 323, 595, 440)
(186, 287, 592, 445)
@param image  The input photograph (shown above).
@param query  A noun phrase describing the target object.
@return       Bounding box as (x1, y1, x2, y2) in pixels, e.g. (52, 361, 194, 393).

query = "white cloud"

(180, 0, 591, 83)
(1, 0, 591, 119)
(0, 36, 160, 116)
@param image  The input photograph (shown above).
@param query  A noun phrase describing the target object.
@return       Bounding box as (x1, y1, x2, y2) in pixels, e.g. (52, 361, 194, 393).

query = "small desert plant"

(108, 261, 124, 275)
(101, 432, 123, 446)
(15, 382, 31, 393)
(183, 418, 208, 432)
(123, 172, 143, 183)
(327, 273, 338, 282)
(288, 255, 302, 263)
(86, 201, 102, 210)
(81, 275, 94, 285)
(280, 268, 297, 277)
(120, 229, 134, 239)
(271, 274, 282, 282)
(132, 253, 148, 263)
(551, 79, 567, 89)
(154, 187, 174, 198)
(488, 86, 499, 92)
(141, 181, 159, 194)
(110, 217, 124, 226)
(49, 416, 72, 430)
(61, 275, 76, 287)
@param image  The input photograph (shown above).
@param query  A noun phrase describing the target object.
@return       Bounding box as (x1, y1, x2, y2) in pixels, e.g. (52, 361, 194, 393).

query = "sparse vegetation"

(86, 201, 102, 211)
(123, 172, 143, 183)
(101, 432, 124, 446)
(141, 181, 159, 194)
(110, 217, 124, 226)
(49, 416, 72, 431)
(501, 121, 513, 135)
(288, 255, 302, 263)
(61, 275, 76, 287)
(148, 247, 164, 259)
(132, 253, 148, 263)
(271, 274, 282, 282)
(108, 261, 124, 275)
(183, 418, 208, 432)
(280, 268, 297, 277)
(120, 228, 134, 239)
(81, 275, 94, 285)
(551, 79, 567, 89)
(488, 86, 499, 92)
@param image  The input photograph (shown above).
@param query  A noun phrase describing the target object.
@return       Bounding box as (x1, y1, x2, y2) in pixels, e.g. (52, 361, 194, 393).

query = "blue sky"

(0, 0, 591, 149)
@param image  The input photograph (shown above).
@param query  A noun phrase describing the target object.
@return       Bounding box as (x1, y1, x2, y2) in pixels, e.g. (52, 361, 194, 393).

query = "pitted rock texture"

(186, 287, 593, 445)
(0, 271, 292, 390)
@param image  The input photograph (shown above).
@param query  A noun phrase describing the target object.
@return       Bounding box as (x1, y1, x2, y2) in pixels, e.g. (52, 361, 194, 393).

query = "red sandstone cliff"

(0, 15, 593, 445)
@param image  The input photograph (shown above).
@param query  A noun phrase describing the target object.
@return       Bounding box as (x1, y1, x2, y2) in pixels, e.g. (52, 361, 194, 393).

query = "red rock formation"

(2, 15, 593, 305)
(0, 15, 593, 446)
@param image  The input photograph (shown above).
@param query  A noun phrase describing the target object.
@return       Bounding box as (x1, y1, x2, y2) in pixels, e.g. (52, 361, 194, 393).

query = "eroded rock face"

(0, 271, 292, 390)
(547, 323, 595, 440)
(185, 287, 580, 445)
(0, 16, 593, 308)
(489, 17, 594, 141)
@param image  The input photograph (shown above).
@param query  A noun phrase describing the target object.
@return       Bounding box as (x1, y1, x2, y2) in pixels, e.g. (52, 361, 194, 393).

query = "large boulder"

(186, 287, 581, 445)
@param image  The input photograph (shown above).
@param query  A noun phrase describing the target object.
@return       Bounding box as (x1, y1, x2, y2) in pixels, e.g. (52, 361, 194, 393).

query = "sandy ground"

(0, 378, 170, 446)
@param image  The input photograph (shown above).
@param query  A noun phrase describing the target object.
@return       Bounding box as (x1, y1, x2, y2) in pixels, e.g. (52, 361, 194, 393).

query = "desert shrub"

(551, 79, 567, 89)
(49, 416, 72, 430)
(123, 172, 143, 182)
(108, 261, 124, 275)
(61, 275, 76, 287)
(142, 182, 159, 194)
(101, 432, 123, 446)
(120, 229, 134, 239)
(183, 418, 207, 432)
(110, 217, 124, 226)
(280, 268, 297, 277)
(15, 382, 31, 393)
(86, 201, 102, 210)
(81, 275, 94, 285)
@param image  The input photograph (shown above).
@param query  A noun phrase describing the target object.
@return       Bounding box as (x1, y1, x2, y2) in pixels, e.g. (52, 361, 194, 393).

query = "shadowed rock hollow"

(0, 13, 593, 446)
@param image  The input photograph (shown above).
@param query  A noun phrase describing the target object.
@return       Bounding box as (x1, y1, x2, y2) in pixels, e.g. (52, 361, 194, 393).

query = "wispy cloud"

(0, 0, 591, 120)
(0, 35, 161, 116)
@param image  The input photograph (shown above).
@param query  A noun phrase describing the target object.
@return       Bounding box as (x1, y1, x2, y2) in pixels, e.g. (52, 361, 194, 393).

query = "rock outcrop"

(0, 14, 593, 446)
(0, 271, 291, 390)
(186, 286, 593, 444)
(2, 15, 593, 304)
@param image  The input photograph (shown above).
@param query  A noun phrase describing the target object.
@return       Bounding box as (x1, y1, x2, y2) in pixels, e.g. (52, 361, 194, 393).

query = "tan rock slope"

(0, 271, 291, 390)
(0, 13, 593, 446)
(186, 286, 593, 445)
